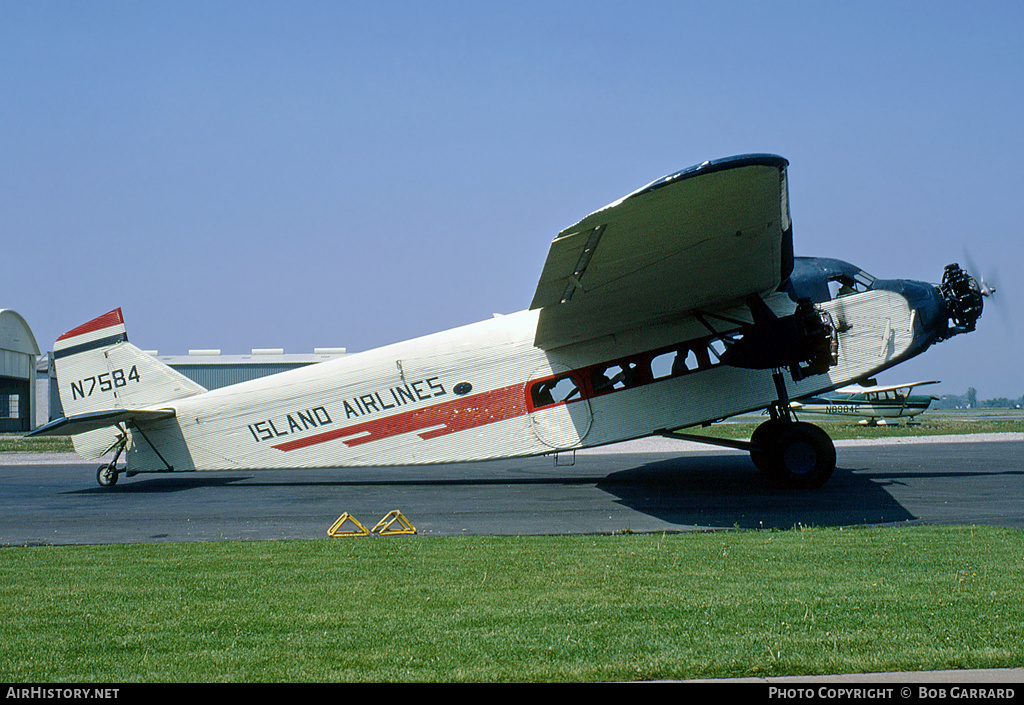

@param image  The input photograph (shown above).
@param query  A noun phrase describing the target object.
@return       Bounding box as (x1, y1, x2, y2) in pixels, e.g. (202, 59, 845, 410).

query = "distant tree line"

(932, 387, 1024, 410)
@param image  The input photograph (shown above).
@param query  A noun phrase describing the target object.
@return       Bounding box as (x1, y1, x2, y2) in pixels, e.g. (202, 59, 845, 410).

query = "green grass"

(2, 526, 1023, 682)
(678, 414, 1024, 443)
(0, 433, 73, 453)
(3, 418, 1022, 681)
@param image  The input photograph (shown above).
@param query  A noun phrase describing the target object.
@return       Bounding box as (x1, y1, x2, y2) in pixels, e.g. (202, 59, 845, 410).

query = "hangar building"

(0, 310, 40, 433)
(142, 347, 348, 391)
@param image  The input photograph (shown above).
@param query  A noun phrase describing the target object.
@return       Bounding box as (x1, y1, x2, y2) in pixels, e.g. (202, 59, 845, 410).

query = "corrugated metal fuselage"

(124, 285, 921, 473)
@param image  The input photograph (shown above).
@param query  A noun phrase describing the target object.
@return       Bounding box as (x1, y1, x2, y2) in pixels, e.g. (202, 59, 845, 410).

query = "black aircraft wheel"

(97, 464, 119, 487)
(749, 419, 786, 474)
(750, 420, 835, 489)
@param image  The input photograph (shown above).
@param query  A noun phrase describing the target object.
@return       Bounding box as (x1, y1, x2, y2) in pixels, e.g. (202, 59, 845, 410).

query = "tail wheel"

(97, 464, 120, 487)
(750, 420, 836, 489)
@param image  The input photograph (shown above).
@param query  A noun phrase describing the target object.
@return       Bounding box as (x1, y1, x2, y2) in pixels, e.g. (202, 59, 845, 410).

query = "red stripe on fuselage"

(271, 383, 527, 452)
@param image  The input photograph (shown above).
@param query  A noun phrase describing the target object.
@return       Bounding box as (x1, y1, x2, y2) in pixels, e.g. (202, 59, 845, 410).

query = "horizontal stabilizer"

(28, 408, 177, 437)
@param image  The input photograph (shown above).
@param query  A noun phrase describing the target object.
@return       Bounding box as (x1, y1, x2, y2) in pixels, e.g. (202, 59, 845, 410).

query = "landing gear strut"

(750, 370, 836, 489)
(96, 437, 127, 488)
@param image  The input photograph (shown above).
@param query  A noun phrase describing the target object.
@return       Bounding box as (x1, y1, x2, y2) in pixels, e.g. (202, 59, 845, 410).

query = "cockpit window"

(826, 271, 875, 299)
(788, 258, 877, 305)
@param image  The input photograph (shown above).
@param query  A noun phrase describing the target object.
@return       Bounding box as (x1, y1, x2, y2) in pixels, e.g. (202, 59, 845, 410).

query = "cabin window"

(708, 338, 729, 363)
(528, 332, 739, 411)
(590, 361, 640, 395)
(530, 375, 580, 409)
(651, 348, 700, 379)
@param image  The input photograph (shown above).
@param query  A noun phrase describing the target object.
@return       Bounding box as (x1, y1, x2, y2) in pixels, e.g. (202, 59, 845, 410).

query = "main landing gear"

(750, 371, 836, 489)
(692, 294, 838, 488)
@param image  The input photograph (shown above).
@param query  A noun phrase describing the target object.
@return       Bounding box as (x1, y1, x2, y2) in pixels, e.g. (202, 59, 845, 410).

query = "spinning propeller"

(963, 250, 998, 299)
(962, 250, 1008, 330)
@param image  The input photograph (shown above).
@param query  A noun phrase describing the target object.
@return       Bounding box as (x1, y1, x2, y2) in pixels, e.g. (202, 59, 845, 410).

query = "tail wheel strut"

(96, 435, 127, 488)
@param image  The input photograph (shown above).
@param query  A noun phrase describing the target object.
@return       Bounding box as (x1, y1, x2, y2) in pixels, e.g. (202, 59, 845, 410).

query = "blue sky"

(3, 1, 1022, 400)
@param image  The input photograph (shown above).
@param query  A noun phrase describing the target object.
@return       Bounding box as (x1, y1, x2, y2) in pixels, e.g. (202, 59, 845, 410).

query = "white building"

(0, 310, 40, 433)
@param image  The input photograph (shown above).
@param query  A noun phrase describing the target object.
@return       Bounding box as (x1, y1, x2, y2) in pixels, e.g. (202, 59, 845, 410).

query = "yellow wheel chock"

(371, 510, 417, 535)
(327, 512, 370, 537)
(328, 510, 417, 536)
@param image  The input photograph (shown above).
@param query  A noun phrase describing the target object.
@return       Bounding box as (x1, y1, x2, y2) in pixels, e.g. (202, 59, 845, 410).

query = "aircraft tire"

(749, 419, 787, 474)
(97, 464, 119, 487)
(751, 420, 835, 489)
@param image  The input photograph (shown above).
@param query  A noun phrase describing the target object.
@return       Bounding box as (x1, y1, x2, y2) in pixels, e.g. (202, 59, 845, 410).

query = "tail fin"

(53, 308, 205, 416)
(33, 309, 206, 457)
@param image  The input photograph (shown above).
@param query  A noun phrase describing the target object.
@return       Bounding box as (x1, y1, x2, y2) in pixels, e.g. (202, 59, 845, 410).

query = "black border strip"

(53, 332, 128, 360)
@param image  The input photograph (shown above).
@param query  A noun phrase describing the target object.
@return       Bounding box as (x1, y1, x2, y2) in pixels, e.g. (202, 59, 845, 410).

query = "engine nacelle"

(719, 297, 838, 382)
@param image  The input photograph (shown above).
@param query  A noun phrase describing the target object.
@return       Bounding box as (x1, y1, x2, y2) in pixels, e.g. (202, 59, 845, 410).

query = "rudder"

(47, 309, 206, 458)
(53, 308, 206, 418)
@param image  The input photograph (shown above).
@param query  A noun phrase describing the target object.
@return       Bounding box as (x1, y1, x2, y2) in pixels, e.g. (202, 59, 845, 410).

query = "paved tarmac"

(1, 433, 1022, 545)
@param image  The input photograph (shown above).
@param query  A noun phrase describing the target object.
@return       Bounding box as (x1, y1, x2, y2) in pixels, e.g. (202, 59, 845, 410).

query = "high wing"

(531, 154, 793, 349)
(834, 380, 942, 396)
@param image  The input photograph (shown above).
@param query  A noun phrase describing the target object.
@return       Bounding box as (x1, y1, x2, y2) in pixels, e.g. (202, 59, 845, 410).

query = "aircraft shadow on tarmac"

(67, 474, 251, 494)
(595, 455, 917, 530)
(64, 452, 924, 532)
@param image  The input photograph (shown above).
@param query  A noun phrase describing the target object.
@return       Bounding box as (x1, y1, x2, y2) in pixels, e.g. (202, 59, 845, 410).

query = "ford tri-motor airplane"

(791, 380, 941, 425)
(30, 155, 988, 489)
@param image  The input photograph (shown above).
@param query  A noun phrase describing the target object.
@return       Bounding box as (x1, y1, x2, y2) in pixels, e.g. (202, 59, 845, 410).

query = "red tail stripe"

(56, 308, 124, 341)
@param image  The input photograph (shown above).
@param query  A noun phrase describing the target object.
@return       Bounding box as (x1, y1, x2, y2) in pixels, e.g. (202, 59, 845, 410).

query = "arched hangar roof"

(0, 309, 41, 356)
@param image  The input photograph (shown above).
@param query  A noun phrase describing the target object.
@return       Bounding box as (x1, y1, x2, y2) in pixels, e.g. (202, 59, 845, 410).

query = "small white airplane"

(791, 380, 942, 425)
(29, 155, 989, 489)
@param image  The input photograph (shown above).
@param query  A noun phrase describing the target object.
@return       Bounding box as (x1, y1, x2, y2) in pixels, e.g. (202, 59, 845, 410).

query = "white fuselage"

(125, 287, 919, 472)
